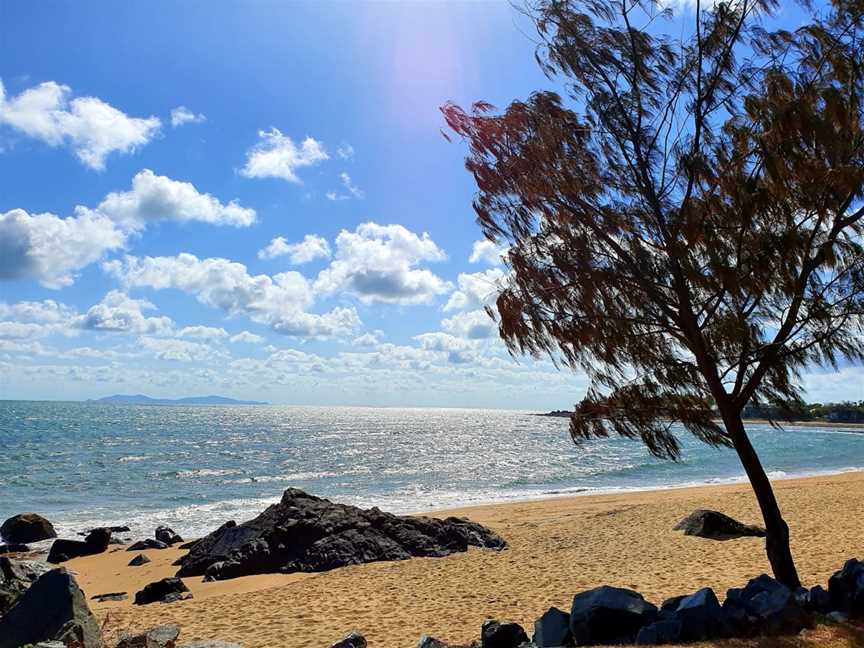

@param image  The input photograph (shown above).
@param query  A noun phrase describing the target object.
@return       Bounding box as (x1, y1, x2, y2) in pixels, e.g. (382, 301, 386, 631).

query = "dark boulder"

(808, 585, 832, 614)
(416, 636, 451, 648)
(91, 591, 128, 602)
(828, 558, 864, 617)
(128, 538, 169, 551)
(634, 618, 682, 645)
(725, 574, 810, 636)
(674, 587, 729, 641)
(481, 619, 529, 648)
(532, 607, 571, 647)
(569, 585, 658, 645)
(0, 556, 53, 614)
(134, 576, 191, 605)
(156, 525, 183, 545)
(0, 543, 30, 553)
(129, 553, 152, 566)
(115, 624, 180, 648)
(659, 595, 685, 612)
(0, 568, 103, 648)
(176, 488, 506, 581)
(330, 633, 367, 648)
(47, 527, 112, 563)
(0, 512, 57, 543)
(673, 510, 766, 541)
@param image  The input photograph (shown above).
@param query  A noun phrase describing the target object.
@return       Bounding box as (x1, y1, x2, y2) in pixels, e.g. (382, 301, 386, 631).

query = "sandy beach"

(66, 471, 864, 648)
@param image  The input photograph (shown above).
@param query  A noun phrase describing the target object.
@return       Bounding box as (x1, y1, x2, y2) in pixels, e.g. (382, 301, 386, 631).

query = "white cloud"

(170, 106, 205, 127)
(441, 309, 497, 339)
(76, 290, 173, 335)
(230, 331, 265, 344)
(139, 336, 223, 362)
(0, 79, 160, 170)
(469, 239, 507, 265)
(351, 330, 384, 347)
(336, 143, 354, 159)
(258, 234, 331, 264)
(0, 299, 77, 323)
(315, 222, 451, 304)
(240, 128, 328, 183)
(0, 207, 126, 288)
(326, 172, 364, 201)
(97, 169, 256, 228)
(443, 268, 505, 312)
(179, 325, 228, 339)
(414, 332, 479, 364)
(105, 253, 360, 338)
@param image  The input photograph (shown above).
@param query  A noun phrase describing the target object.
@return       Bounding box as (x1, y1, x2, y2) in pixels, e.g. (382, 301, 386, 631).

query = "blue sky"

(0, 1, 860, 408)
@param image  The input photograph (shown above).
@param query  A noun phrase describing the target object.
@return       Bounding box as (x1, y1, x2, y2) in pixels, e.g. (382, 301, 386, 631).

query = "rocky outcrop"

(674, 510, 766, 541)
(134, 576, 192, 605)
(0, 513, 57, 544)
(155, 525, 183, 545)
(570, 585, 658, 645)
(115, 624, 180, 648)
(175, 488, 506, 581)
(0, 568, 103, 648)
(0, 556, 53, 614)
(47, 527, 112, 563)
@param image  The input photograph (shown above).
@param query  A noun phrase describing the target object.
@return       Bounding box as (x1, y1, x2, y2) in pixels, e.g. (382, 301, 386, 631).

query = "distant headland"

(91, 394, 269, 406)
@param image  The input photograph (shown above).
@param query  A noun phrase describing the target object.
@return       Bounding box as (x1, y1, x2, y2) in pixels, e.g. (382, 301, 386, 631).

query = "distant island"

(92, 394, 269, 406)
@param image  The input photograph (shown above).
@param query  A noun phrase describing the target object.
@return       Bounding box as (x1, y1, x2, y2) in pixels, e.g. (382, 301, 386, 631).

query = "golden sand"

(65, 471, 864, 648)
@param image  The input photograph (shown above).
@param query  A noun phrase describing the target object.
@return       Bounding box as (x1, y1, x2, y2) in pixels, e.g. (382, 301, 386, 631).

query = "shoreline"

(63, 471, 864, 647)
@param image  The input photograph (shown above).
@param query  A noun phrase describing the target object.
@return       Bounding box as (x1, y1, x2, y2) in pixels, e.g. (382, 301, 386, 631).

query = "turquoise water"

(1, 401, 862, 539)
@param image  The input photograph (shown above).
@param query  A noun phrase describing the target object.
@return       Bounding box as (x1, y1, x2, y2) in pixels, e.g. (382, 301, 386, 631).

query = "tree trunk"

(721, 408, 802, 589)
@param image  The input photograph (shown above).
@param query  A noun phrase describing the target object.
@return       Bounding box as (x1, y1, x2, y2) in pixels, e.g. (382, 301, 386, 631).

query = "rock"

(91, 591, 127, 602)
(416, 636, 450, 648)
(128, 538, 170, 551)
(0, 513, 57, 544)
(0, 568, 103, 648)
(569, 585, 658, 645)
(673, 510, 766, 541)
(47, 527, 112, 563)
(0, 543, 30, 553)
(178, 643, 242, 648)
(828, 558, 864, 617)
(674, 587, 729, 640)
(0, 556, 53, 614)
(660, 595, 685, 612)
(178, 539, 199, 550)
(176, 488, 506, 581)
(115, 624, 180, 648)
(481, 619, 529, 648)
(134, 576, 191, 605)
(329, 633, 367, 648)
(532, 607, 571, 647)
(634, 618, 682, 645)
(129, 553, 152, 566)
(808, 585, 832, 613)
(725, 574, 810, 636)
(156, 525, 184, 545)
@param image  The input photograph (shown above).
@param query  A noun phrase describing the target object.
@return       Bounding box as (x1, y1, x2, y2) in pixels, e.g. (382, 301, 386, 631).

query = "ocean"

(1, 400, 862, 540)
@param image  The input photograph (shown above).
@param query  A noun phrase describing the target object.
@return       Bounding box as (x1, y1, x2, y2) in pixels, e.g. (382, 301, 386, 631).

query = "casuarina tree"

(443, 0, 864, 589)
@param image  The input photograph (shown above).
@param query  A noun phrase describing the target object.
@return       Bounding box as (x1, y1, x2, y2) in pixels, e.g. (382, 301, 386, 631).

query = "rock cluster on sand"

(0, 568, 103, 648)
(115, 624, 240, 648)
(175, 488, 507, 581)
(674, 509, 766, 541)
(48, 527, 112, 564)
(0, 512, 57, 544)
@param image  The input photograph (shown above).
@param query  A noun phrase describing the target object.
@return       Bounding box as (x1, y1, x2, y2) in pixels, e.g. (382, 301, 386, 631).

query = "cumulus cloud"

(441, 309, 497, 339)
(414, 332, 479, 364)
(258, 234, 331, 264)
(443, 268, 505, 312)
(178, 325, 228, 339)
(0, 207, 126, 288)
(240, 128, 328, 183)
(105, 253, 360, 338)
(315, 222, 451, 304)
(170, 106, 205, 127)
(469, 239, 507, 265)
(76, 290, 173, 335)
(230, 331, 265, 344)
(0, 299, 77, 324)
(0, 79, 160, 170)
(97, 169, 256, 228)
(139, 336, 223, 362)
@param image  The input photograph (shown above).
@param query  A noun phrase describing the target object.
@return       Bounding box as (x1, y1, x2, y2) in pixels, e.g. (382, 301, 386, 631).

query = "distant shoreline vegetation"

(90, 394, 269, 406)
(538, 401, 864, 425)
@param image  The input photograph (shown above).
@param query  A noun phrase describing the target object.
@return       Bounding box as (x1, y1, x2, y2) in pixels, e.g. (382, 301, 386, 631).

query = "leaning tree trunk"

(721, 409, 802, 590)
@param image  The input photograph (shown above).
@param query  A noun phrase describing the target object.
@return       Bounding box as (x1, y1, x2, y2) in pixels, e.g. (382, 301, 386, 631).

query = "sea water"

(1, 400, 862, 539)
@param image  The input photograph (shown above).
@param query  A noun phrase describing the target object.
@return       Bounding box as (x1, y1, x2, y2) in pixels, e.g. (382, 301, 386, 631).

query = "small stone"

(329, 633, 367, 648)
(133, 577, 190, 605)
(91, 591, 127, 602)
(128, 554, 151, 567)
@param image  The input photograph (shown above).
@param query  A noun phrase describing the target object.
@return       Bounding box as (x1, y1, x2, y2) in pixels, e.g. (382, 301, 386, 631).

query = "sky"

(0, 1, 860, 408)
